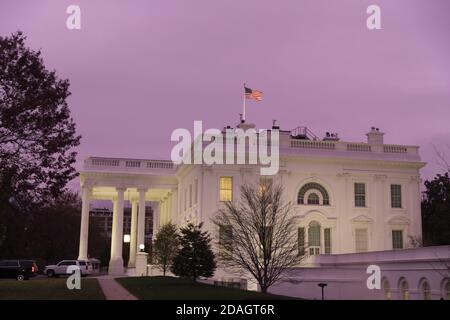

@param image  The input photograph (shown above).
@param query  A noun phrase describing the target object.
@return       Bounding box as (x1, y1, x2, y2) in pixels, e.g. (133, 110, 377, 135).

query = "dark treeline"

(0, 191, 108, 268)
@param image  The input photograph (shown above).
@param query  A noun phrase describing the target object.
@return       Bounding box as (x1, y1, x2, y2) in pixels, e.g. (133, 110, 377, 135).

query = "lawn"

(0, 277, 105, 300)
(116, 276, 295, 300)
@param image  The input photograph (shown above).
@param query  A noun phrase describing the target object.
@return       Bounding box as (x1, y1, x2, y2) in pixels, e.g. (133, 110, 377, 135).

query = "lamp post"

(318, 283, 327, 300)
(139, 243, 145, 252)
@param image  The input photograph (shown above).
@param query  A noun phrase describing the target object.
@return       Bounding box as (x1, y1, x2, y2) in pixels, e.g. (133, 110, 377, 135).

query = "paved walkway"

(96, 276, 138, 300)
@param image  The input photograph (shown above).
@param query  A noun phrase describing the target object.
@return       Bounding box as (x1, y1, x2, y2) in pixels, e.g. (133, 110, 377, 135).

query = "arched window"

(446, 280, 450, 300)
(399, 278, 409, 300)
(308, 221, 321, 255)
(420, 279, 431, 300)
(441, 279, 450, 300)
(382, 278, 391, 300)
(307, 193, 320, 205)
(298, 183, 330, 205)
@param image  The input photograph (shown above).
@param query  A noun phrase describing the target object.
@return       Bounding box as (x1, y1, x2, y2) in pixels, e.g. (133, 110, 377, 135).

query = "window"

(259, 177, 273, 194)
(219, 225, 233, 258)
(189, 184, 192, 208)
(392, 230, 403, 249)
(391, 184, 402, 208)
(219, 177, 233, 202)
(399, 278, 409, 300)
(445, 280, 450, 300)
(420, 279, 431, 300)
(324, 228, 331, 254)
(355, 228, 368, 252)
(308, 221, 321, 255)
(298, 227, 305, 256)
(258, 226, 273, 257)
(354, 183, 366, 207)
(307, 193, 320, 205)
(382, 279, 391, 300)
(194, 178, 198, 204)
(5, 261, 19, 267)
(298, 183, 330, 205)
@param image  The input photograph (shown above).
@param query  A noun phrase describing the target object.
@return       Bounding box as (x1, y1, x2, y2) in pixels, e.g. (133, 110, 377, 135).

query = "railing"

(291, 140, 336, 150)
(290, 139, 418, 156)
(85, 157, 176, 171)
(347, 143, 372, 152)
(91, 158, 120, 167)
(383, 145, 408, 153)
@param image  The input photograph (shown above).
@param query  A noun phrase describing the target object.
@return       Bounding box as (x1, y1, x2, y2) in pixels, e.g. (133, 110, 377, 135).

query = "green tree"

(0, 31, 80, 209)
(171, 223, 216, 282)
(153, 223, 179, 276)
(422, 172, 450, 246)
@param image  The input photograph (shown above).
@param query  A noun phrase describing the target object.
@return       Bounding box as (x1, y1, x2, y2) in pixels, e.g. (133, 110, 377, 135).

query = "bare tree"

(433, 144, 450, 172)
(212, 180, 302, 293)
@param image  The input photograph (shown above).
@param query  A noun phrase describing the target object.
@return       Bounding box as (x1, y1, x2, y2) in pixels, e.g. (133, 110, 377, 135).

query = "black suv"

(0, 260, 38, 281)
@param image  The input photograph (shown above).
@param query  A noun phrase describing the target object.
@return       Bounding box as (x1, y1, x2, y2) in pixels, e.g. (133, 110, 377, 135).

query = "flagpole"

(242, 83, 246, 122)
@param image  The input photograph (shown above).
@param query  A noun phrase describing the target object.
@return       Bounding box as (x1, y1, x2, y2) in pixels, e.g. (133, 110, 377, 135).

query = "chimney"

(366, 127, 384, 144)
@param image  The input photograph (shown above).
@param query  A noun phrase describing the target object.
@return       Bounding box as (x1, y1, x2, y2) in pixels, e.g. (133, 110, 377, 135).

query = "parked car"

(0, 259, 38, 281)
(44, 260, 92, 277)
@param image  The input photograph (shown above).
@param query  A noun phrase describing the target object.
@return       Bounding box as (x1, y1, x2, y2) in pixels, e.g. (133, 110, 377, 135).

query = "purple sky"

(1, 0, 449, 189)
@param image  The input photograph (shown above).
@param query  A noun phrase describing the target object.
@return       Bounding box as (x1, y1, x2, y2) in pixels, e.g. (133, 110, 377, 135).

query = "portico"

(77, 157, 178, 275)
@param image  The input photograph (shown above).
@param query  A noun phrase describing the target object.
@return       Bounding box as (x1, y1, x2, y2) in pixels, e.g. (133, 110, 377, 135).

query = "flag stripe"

(244, 87, 263, 101)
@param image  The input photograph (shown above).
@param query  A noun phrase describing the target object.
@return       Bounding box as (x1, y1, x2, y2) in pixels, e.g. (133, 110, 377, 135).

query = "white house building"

(77, 120, 450, 299)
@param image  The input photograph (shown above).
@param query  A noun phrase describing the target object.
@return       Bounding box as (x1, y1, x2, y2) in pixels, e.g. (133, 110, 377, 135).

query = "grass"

(0, 277, 105, 300)
(116, 276, 296, 300)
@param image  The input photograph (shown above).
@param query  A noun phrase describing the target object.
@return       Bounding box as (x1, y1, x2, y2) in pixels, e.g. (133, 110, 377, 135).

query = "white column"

(77, 186, 91, 260)
(137, 188, 147, 252)
(167, 194, 172, 224)
(109, 187, 125, 275)
(154, 201, 161, 234)
(171, 189, 178, 225)
(152, 202, 160, 240)
(161, 200, 166, 225)
(128, 200, 138, 268)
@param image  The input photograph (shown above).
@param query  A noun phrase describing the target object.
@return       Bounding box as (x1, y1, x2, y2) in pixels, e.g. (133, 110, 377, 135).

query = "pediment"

(350, 214, 374, 223)
(387, 215, 410, 225)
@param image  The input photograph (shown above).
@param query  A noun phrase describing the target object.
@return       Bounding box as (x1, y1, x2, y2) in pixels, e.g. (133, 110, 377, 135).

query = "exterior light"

(318, 283, 327, 300)
(123, 234, 131, 243)
(139, 244, 145, 252)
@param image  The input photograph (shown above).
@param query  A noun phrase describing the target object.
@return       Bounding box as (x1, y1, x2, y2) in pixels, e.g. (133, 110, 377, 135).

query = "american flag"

(245, 86, 263, 101)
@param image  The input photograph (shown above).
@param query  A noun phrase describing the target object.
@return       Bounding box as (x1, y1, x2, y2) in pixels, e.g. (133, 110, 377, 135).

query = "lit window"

(383, 279, 391, 300)
(307, 193, 320, 205)
(258, 226, 273, 257)
(219, 177, 233, 202)
(399, 278, 409, 300)
(354, 183, 366, 207)
(391, 184, 402, 208)
(392, 230, 403, 249)
(421, 279, 431, 300)
(259, 177, 273, 194)
(355, 228, 368, 252)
